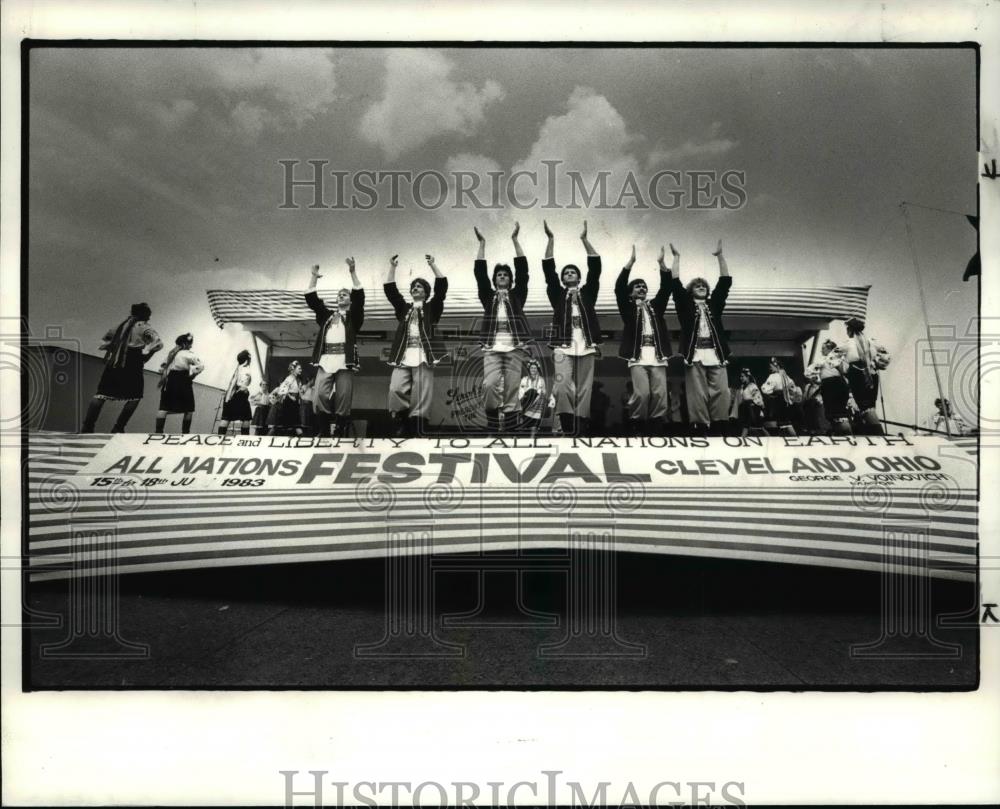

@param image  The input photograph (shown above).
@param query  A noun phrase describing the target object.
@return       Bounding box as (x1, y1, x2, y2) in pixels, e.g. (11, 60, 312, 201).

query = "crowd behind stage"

(75, 220, 957, 441)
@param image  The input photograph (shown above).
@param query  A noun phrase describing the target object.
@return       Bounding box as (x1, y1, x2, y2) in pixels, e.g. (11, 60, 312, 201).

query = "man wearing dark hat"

(473, 223, 533, 433)
(542, 219, 603, 436)
(839, 316, 890, 435)
(81, 302, 163, 433)
(615, 243, 676, 435)
(305, 257, 365, 437)
(671, 239, 732, 434)
(384, 253, 449, 436)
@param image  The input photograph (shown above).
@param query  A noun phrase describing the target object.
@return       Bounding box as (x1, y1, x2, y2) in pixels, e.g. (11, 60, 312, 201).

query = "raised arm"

(714, 239, 729, 277)
(473, 229, 491, 308)
(614, 245, 635, 316)
(581, 221, 601, 300)
(580, 219, 597, 257)
(347, 257, 365, 328)
(670, 246, 688, 318)
(426, 253, 445, 280)
(710, 240, 732, 311)
(304, 264, 330, 322)
(474, 226, 486, 261)
(426, 254, 448, 323)
(542, 220, 560, 307)
(306, 264, 321, 294)
(513, 222, 529, 306)
(651, 244, 675, 313)
(347, 256, 361, 290)
(511, 221, 524, 258)
(383, 254, 408, 319)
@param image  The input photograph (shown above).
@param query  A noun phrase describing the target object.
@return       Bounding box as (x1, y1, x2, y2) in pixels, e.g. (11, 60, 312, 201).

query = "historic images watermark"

(279, 770, 748, 807)
(278, 160, 748, 211)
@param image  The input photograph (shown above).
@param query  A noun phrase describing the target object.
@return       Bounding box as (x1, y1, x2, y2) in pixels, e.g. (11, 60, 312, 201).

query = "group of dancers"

(79, 221, 890, 438)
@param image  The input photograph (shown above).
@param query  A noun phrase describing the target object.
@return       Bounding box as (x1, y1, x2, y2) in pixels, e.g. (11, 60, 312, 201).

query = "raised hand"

(345, 257, 355, 271)
(543, 220, 553, 238)
(658, 245, 666, 265)
(626, 244, 636, 268)
(580, 220, 588, 240)
(389, 254, 399, 268)
(425, 254, 436, 266)
(474, 226, 485, 244)
(670, 243, 680, 257)
(712, 239, 723, 256)
(311, 264, 322, 279)
(511, 222, 520, 240)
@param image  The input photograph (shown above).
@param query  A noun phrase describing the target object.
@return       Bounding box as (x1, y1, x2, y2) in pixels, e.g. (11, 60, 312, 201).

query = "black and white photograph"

(3, 1, 999, 806)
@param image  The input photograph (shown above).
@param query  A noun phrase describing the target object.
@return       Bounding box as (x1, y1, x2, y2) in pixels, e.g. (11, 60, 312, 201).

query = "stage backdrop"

(25, 431, 977, 582)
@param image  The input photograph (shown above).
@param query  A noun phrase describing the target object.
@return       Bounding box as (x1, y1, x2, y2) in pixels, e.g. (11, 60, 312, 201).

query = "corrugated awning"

(207, 285, 871, 329)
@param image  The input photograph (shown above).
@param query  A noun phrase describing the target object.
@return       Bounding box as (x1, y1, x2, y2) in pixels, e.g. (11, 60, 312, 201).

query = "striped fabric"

(207, 285, 871, 328)
(24, 431, 976, 583)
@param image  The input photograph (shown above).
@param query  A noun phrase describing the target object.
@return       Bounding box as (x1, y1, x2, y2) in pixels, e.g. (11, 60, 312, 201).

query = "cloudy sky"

(28, 46, 978, 425)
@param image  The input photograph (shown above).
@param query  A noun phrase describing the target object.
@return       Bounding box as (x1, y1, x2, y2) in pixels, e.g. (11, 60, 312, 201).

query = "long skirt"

(268, 398, 300, 431)
(221, 389, 252, 421)
(159, 369, 195, 413)
(252, 403, 271, 430)
(846, 362, 879, 411)
(95, 347, 146, 402)
(820, 376, 850, 420)
(738, 399, 763, 428)
(764, 393, 791, 425)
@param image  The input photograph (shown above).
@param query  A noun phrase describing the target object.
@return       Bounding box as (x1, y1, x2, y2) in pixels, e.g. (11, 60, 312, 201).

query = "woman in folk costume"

(81, 302, 164, 433)
(761, 357, 800, 436)
(298, 366, 317, 437)
(615, 243, 676, 437)
(384, 253, 449, 437)
(250, 380, 271, 436)
(218, 349, 253, 436)
(518, 359, 547, 437)
(155, 333, 204, 433)
(838, 316, 891, 435)
(732, 367, 765, 435)
(542, 219, 603, 436)
(267, 360, 304, 436)
(473, 222, 533, 434)
(806, 339, 852, 435)
(304, 258, 365, 437)
(671, 240, 733, 434)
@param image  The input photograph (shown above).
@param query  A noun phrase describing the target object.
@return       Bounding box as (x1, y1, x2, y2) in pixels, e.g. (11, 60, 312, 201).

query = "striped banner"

(24, 431, 977, 582)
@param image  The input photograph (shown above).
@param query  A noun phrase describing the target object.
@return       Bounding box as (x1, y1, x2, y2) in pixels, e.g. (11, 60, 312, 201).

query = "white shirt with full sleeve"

(319, 313, 348, 374)
(488, 290, 516, 353)
(629, 303, 666, 368)
(559, 290, 596, 358)
(167, 349, 204, 376)
(401, 301, 427, 368)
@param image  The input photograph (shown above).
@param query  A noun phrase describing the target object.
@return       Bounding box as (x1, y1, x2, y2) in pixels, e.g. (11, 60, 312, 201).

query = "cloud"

(197, 49, 337, 127)
(441, 152, 507, 226)
(78, 49, 337, 139)
(510, 86, 641, 219)
(147, 98, 198, 131)
(359, 50, 504, 159)
(515, 87, 639, 174)
(647, 121, 737, 165)
(230, 101, 267, 139)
